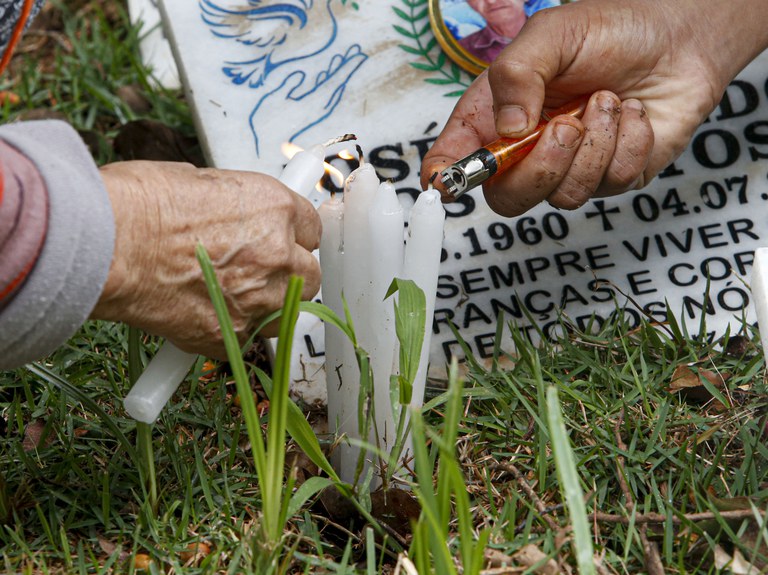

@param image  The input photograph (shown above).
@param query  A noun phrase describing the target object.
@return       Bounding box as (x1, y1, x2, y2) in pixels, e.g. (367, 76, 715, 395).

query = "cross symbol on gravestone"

(584, 199, 621, 231)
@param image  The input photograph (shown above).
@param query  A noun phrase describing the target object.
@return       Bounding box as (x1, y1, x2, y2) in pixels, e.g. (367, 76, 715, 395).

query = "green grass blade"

(410, 407, 457, 575)
(546, 385, 595, 575)
(266, 275, 303, 540)
(24, 363, 137, 461)
(256, 367, 343, 486)
(285, 476, 334, 519)
(252, 301, 354, 342)
(387, 278, 426, 389)
(195, 244, 270, 529)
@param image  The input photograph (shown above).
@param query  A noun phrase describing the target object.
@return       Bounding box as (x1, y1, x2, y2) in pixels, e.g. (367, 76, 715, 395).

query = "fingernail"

(497, 105, 528, 134)
(554, 122, 581, 148)
(623, 98, 644, 112)
(597, 92, 620, 112)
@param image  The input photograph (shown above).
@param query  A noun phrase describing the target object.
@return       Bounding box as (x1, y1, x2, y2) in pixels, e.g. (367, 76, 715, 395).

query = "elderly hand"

(422, 0, 768, 217)
(91, 160, 321, 359)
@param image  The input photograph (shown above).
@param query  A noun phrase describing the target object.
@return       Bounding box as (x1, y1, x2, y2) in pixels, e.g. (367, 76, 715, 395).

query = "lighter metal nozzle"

(439, 148, 497, 199)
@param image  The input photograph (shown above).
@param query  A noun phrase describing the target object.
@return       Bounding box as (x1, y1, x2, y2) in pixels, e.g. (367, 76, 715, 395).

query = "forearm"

(0, 120, 114, 370)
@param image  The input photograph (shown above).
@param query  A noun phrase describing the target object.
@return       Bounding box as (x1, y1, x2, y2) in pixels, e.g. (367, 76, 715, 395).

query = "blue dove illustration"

(199, 0, 340, 89)
(248, 43, 366, 155)
(200, 0, 368, 157)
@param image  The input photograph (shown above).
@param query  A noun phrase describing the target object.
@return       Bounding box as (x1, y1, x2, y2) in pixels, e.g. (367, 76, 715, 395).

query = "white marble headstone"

(157, 0, 768, 405)
(127, 0, 181, 90)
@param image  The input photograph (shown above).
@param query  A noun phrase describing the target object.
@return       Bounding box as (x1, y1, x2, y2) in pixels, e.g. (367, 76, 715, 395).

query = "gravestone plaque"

(157, 0, 768, 404)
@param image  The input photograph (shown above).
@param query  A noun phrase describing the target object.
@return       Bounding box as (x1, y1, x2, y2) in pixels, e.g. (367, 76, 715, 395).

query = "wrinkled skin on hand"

(422, 0, 768, 217)
(91, 161, 322, 359)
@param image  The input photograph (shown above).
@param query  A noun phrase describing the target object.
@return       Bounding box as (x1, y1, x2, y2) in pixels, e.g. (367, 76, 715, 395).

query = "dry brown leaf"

(22, 420, 54, 451)
(97, 536, 130, 562)
(132, 553, 152, 571)
(484, 547, 516, 568)
(669, 364, 728, 407)
(714, 545, 756, 574)
(179, 541, 211, 564)
(512, 544, 559, 575)
(670, 365, 702, 391)
(670, 365, 726, 390)
(97, 536, 117, 556)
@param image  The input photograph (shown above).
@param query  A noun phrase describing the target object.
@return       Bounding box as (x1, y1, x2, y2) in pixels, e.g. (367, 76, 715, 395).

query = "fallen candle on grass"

(122, 343, 199, 423)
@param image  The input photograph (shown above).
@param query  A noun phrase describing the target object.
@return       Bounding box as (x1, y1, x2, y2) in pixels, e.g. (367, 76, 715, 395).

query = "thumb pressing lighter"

(440, 96, 589, 199)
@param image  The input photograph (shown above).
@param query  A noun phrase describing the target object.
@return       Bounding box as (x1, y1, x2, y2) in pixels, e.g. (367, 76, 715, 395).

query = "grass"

(2, 1, 768, 573)
(0, 0, 194, 164)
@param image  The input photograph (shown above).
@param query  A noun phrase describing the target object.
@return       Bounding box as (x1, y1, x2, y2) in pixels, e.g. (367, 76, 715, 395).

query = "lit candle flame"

(324, 163, 345, 189)
(281, 141, 303, 160)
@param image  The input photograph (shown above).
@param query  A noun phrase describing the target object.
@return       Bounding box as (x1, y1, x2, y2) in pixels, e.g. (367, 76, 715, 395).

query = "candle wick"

(323, 133, 358, 148)
(429, 171, 439, 185)
(356, 144, 365, 166)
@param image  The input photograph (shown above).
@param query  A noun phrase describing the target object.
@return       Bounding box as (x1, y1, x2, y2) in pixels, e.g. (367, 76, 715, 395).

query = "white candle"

(341, 161, 380, 326)
(401, 187, 446, 414)
(318, 194, 345, 469)
(276, 144, 331, 396)
(278, 144, 326, 200)
(367, 181, 404, 454)
(752, 247, 768, 360)
(338, 160, 380, 482)
(123, 343, 198, 423)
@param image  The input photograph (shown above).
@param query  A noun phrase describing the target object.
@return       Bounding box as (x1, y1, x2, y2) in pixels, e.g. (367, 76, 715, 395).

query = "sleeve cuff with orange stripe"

(0, 120, 115, 369)
(0, 139, 49, 309)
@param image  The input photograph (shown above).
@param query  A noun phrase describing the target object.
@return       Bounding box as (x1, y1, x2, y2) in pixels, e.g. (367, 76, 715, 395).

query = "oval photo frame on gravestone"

(428, 0, 569, 75)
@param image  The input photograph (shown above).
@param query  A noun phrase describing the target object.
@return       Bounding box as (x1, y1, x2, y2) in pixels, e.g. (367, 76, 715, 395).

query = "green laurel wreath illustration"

(392, 0, 475, 97)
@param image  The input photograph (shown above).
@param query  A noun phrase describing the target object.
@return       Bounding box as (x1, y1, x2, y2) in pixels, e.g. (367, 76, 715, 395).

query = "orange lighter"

(440, 96, 589, 199)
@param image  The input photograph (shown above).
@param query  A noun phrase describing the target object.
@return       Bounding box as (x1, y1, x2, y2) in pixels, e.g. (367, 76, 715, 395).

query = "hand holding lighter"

(440, 96, 589, 199)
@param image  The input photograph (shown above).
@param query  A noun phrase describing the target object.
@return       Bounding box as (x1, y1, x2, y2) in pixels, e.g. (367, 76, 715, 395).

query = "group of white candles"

(317, 149, 446, 484)
(122, 139, 446, 487)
